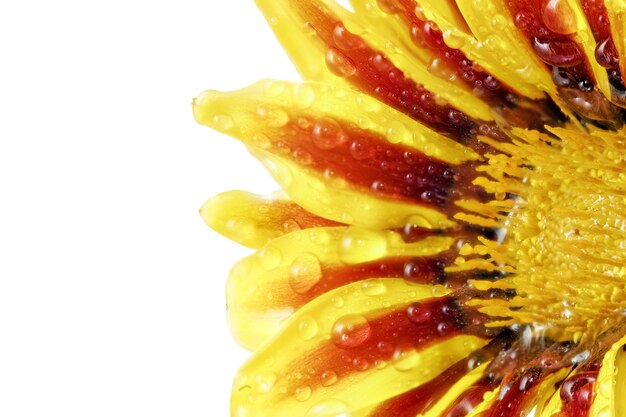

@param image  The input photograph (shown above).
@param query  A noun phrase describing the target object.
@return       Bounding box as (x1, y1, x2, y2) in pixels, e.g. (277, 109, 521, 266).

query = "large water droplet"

(295, 385, 313, 402)
(361, 279, 387, 296)
(542, 0, 577, 35)
(326, 47, 357, 78)
(532, 38, 584, 67)
(595, 37, 619, 68)
(211, 114, 234, 132)
(289, 253, 323, 294)
(297, 316, 320, 341)
(321, 370, 338, 387)
(393, 345, 420, 371)
(407, 302, 433, 324)
(332, 24, 364, 50)
(255, 372, 277, 393)
(339, 228, 387, 264)
(312, 118, 348, 150)
(305, 399, 350, 417)
(258, 246, 282, 271)
(332, 314, 372, 349)
(257, 105, 289, 128)
(294, 84, 317, 108)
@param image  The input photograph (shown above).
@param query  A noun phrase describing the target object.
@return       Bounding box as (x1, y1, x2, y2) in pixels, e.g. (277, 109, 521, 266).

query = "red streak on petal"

(265, 199, 344, 233)
(288, 298, 475, 388)
(369, 331, 514, 417)
(293, 0, 506, 153)
(560, 364, 600, 417)
(488, 367, 545, 417)
(505, 0, 593, 84)
(581, 0, 625, 95)
(390, 0, 517, 108)
(268, 117, 485, 211)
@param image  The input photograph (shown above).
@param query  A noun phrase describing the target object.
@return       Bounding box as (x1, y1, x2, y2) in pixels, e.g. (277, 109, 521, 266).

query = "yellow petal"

(253, 149, 457, 230)
(589, 333, 626, 417)
(200, 190, 339, 249)
(227, 226, 455, 350)
(419, 0, 555, 99)
(230, 278, 489, 417)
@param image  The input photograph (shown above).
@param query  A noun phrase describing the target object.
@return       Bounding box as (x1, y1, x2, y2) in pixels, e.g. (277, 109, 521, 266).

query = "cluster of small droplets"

(375, 0, 508, 100)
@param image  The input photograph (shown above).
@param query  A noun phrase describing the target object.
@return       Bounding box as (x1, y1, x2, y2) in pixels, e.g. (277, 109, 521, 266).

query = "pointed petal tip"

(192, 89, 234, 132)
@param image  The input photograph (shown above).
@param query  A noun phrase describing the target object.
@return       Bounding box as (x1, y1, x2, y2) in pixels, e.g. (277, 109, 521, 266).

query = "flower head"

(194, 0, 626, 416)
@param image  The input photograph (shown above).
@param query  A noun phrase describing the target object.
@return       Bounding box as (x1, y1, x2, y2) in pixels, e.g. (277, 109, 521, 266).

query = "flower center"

(459, 125, 626, 343)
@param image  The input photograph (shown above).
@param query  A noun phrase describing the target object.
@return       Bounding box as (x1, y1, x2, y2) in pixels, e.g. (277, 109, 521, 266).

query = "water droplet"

(297, 316, 319, 341)
(332, 314, 372, 348)
(407, 302, 433, 324)
(542, 0, 577, 35)
(295, 385, 313, 402)
(333, 24, 364, 50)
(427, 57, 457, 81)
(255, 372, 277, 393)
(514, 11, 533, 30)
(312, 118, 348, 150)
(212, 114, 234, 132)
(251, 133, 271, 149)
(595, 37, 619, 68)
(339, 228, 387, 264)
(443, 29, 466, 49)
(264, 80, 287, 97)
(386, 121, 411, 144)
(331, 295, 345, 308)
(294, 84, 317, 108)
(491, 14, 507, 31)
(257, 105, 289, 128)
(326, 47, 357, 78)
(422, 21, 444, 48)
(349, 139, 375, 161)
(361, 279, 387, 296)
(393, 345, 420, 371)
(376, 0, 401, 14)
(225, 216, 257, 241)
(289, 253, 322, 294)
(305, 399, 350, 417)
(258, 246, 282, 271)
(321, 370, 338, 387)
(532, 38, 584, 67)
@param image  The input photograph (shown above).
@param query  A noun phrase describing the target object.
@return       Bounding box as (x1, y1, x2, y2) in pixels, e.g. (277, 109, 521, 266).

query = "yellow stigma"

(458, 125, 626, 344)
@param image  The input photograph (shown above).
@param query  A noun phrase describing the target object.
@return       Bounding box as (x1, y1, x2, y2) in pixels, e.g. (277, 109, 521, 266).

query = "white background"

(0, 1, 299, 416)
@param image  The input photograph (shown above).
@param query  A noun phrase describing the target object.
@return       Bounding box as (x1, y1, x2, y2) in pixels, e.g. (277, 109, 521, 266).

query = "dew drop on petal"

(595, 38, 619, 68)
(294, 84, 317, 108)
(258, 246, 282, 271)
(332, 314, 372, 349)
(532, 38, 584, 67)
(312, 118, 348, 150)
(289, 253, 323, 294)
(297, 316, 319, 341)
(407, 302, 433, 324)
(321, 370, 338, 387)
(542, 0, 577, 35)
(339, 228, 387, 264)
(332, 24, 364, 50)
(255, 372, 277, 393)
(295, 385, 313, 402)
(212, 114, 234, 132)
(361, 279, 387, 296)
(326, 47, 357, 78)
(305, 399, 350, 417)
(257, 105, 289, 128)
(331, 295, 345, 308)
(392, 344, 420, 371)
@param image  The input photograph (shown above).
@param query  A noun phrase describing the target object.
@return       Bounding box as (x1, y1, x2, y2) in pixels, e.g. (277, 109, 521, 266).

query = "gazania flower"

(193, 0, 626, 415)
